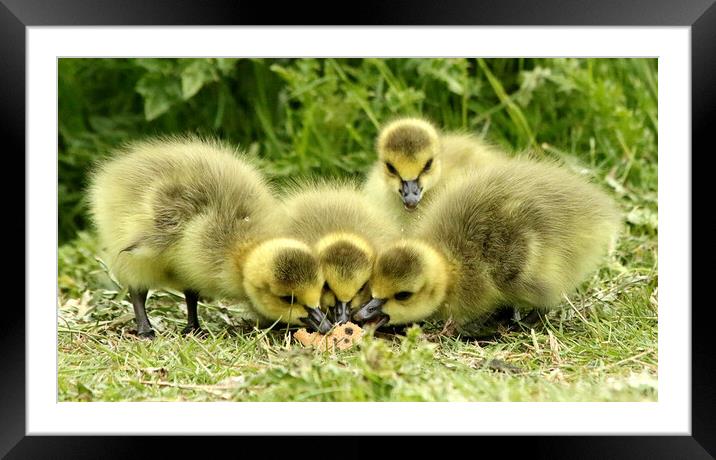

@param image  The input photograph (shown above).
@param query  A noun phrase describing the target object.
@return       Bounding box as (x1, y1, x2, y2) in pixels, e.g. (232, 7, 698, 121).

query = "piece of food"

(294, 321, 364, 351)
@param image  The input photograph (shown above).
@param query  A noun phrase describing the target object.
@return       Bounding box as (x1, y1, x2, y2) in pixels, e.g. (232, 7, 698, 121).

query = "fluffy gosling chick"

(362, 117, 505, 223)
(354, 157, 621, 335)
(281, 180, 400, 323)
(87, 137, 329, 337)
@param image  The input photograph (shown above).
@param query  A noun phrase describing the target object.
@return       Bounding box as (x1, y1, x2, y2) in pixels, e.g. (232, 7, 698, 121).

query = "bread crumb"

(294, 322, 364, 351)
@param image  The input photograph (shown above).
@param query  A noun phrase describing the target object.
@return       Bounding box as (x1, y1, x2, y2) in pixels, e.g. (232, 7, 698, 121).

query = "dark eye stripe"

(280, 295, 295, 304)
(422, 158, 433, 173)
(385, 162, 398, 175)
(394, 291, 413, 301)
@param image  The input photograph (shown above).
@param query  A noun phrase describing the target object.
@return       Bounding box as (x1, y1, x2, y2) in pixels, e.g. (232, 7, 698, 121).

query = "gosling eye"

(385, 162, 398, 176)
(394, 291, 413, 301)
(279, 295, 295, 304)
(360, 281, 369, 291)
(422, 158, 433, 173)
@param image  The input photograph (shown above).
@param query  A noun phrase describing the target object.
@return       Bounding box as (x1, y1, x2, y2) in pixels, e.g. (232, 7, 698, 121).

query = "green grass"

(57, 58, 657, 402)
(58, 228, 657, 402)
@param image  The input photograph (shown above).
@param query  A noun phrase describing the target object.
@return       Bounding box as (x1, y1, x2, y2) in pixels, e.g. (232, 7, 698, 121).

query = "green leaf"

(180, 59, 219, 100)
(132, 58, 177, 73)
(216, 58, 240, 75)
(135, 72, 183, 121)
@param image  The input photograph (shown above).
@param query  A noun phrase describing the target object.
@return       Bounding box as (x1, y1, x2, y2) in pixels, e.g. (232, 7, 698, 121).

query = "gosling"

(354, 157, 621, 336)
(362, 116, 505, 224)
(87, 137, 330, 338)
(281, 179, 400, 324)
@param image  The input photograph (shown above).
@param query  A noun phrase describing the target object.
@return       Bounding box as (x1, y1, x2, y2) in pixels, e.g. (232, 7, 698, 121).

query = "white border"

(29, 26, 690, 434)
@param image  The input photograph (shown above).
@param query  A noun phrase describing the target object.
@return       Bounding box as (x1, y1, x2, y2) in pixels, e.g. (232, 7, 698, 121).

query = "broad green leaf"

(181, 59, 219, 100)
(135, 72, 182, 121)
(216, 58, 240, 75)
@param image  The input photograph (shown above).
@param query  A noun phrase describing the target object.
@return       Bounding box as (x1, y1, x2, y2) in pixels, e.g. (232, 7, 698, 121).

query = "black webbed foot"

(134, 328, 156, 340)
(129, 288, 155, 340)
(182, 289, 204, 337)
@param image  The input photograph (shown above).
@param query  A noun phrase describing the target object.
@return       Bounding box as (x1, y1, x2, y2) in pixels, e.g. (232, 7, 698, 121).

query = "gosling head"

(242, 238, 330, 333)
(353, 240, 448, 327)
(315, 233, 374, 324)
(376, 117, 441, 211)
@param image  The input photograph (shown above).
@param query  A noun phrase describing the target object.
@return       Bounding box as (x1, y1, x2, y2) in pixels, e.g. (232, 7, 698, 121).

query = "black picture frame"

(5, 0, 712, 456)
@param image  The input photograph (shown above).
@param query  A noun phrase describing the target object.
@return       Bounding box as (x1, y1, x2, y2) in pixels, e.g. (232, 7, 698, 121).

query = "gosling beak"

(352, 297, 389, 325)
(400, 180, 422, 210)
(331, 301, 352, 325)
(300, 307, 332, 334)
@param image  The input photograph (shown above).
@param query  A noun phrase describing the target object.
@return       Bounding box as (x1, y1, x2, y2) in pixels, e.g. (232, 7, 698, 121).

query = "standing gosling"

(362, 116, 505, 224)
(354, 158, 621, 335)
(281, 180, 400, 323)
(88, 137, 330, 338)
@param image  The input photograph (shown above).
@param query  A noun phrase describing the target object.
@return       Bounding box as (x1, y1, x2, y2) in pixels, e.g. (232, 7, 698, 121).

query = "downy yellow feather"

(355, 157, 621, 336)
(87, 136, 330, 337)
(281, 179, 401, 322)
(362, 116, 506, 230)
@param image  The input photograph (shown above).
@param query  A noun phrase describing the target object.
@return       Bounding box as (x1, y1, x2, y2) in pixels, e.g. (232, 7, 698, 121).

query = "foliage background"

(57, 58, 658, 402)
(59, 58, 657, 244)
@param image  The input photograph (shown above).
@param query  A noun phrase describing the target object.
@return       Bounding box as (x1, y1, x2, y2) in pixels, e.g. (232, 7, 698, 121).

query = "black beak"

(331, 301, 352, 325)
(353, 298, 387, 322)
(300, 307, 333, 334)
(400, 180, 422, 210)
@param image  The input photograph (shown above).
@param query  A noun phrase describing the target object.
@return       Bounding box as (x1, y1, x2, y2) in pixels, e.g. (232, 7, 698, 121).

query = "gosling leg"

(182, 289, 203, 336)
(456, 321, 503, 340)
(129, 288, 154, 339)
(456, 306, 516, 339)
(519, 309, 543, 326)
